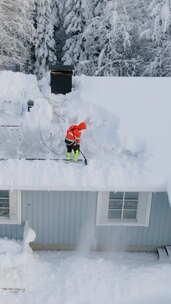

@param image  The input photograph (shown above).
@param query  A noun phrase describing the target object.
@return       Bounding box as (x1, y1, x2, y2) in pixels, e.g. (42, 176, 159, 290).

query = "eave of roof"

(0, 159, 166, 192)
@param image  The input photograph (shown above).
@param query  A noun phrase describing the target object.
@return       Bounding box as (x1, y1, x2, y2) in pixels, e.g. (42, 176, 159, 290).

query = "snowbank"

(1, 250, 171, 304)
(0, 223, 36, 289)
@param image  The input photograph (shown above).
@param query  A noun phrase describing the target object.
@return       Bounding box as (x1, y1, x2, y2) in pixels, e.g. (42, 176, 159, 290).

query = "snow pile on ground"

(1, 250, 171, 303)
(0, 222, 36, 289)
(0, 71, 170, 190)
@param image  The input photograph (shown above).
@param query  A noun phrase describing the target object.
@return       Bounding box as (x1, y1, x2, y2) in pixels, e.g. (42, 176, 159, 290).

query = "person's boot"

(66, 152, 71, 160)
(73, 150, 80, 161)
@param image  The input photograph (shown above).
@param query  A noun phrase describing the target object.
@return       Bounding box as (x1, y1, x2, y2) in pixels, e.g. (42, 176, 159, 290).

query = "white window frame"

(0, 190, 21, 224)
(96, 192, 152, 227)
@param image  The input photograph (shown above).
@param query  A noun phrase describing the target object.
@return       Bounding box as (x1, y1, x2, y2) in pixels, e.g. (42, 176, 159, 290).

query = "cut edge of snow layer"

(0, 159, 166, 192)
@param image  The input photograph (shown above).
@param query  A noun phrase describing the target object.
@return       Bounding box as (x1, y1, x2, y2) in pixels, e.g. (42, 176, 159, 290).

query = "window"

(108, 192, 138, 221)
(0, 190, 21, 224)
(96, 192, 152, 226)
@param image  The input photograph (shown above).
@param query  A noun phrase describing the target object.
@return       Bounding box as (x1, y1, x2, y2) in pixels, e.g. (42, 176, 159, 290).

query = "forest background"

(0, 0, 171, 78)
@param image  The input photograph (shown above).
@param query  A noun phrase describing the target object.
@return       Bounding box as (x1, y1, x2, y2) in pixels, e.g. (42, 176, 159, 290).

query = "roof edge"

(0, 185, 166, 192)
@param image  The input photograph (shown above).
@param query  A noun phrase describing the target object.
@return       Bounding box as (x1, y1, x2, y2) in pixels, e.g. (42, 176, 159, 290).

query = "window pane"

(123, 210, 137, 219)
(0, 209, 9, 216)
(0, 202, 9, 207)
(0, 191, 9, 198)
(0, 191, 9, 217)
(125, 192, 138, 200)
(109, 199, 123, 209)
(124, 201, 138, 209)
(109, 192, 124, 200)
(108, 192, 139, 222)
(108, 209, 122, 219)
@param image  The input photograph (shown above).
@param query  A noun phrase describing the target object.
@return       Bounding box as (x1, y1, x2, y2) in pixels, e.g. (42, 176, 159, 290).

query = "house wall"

(96, 192, 171, 250)
(21, 191, 97, 249)
(0, 191, 171, 250)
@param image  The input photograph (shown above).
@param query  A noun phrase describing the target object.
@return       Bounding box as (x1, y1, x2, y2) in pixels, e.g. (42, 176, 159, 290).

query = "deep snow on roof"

(0, 71, 170, 191)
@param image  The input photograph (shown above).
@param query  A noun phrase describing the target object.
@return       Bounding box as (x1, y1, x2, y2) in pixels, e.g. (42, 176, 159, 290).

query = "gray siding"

(0, 224, 23, 240)
(0, 191, 171, 249)
(21, 191, 97, 247)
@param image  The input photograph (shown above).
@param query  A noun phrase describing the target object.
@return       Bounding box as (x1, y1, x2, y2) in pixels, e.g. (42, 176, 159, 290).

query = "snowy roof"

(0, 71, 170, 192)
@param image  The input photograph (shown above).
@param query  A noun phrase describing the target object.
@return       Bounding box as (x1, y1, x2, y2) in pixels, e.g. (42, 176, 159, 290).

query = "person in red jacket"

(65, 122, 87, 161)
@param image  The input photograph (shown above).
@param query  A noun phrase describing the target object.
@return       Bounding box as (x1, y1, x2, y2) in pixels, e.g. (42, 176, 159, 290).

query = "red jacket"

(65, 122, 87, 145)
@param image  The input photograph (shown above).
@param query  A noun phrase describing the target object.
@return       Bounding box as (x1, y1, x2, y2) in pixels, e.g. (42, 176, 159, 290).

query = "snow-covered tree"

(62, 0, 171, 76)
(2, 0, 171, 77)
(62, 0, 86, 69)
(53, 2, 66, 63)
(53, 0, 84, 64)
(0, 0, 34, 70)
(64, 0, 85, 35)
(92, 2, 133, 76)
(34, 0, 56, 79)
(63, 0, 141, 76)
(149, 0, 171, 42)
(142, 0, 171, 76)
(63, 0, 110, 74)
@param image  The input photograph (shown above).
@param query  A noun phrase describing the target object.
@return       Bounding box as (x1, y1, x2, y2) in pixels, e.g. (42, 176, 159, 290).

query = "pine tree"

(62, 0, 86, 68)
(62, 0, 108, 74)
(53, 2, 66, 63)
(97, 1, 138, 76)
(34, 0, 56, 79)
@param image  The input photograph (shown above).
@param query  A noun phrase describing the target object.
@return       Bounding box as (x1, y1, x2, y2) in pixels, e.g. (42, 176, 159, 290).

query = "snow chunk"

(23, 221, 36, 252)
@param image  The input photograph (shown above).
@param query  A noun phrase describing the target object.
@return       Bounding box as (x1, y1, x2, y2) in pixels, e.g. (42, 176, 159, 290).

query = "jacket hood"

(77, 122, 87, 130)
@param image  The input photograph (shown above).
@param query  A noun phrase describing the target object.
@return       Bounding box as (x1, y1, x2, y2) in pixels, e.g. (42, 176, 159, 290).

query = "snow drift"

(0, 222, 36, 289)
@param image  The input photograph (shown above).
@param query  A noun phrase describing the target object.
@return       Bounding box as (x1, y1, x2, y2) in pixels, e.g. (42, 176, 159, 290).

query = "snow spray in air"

(77, 210, 97, 254)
